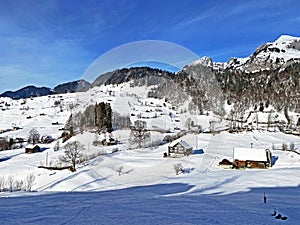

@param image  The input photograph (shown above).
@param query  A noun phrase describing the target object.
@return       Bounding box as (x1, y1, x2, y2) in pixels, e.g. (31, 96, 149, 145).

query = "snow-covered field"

(0, 84, 300, 224)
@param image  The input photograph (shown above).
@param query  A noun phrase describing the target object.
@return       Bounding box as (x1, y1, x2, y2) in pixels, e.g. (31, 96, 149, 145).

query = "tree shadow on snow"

(0, 153, 23, 162)
(1, 183, 300, 224)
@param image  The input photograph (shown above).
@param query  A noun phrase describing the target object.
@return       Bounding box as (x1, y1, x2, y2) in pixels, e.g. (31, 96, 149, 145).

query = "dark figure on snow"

(264, 192, 267, 203)
(272, 208, 277, 216)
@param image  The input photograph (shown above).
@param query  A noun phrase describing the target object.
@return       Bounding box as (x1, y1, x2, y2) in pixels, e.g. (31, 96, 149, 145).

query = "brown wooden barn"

(25, 144, 41, 154)
(233, 148, 272, 169)
(168, 139, 193, 157)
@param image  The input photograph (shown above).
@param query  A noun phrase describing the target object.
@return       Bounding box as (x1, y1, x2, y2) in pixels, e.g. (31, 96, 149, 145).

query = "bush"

(290, 142, 295, 151)
(174, 163, 183, 175)
(54, 141, 60, 151)
(282, 143, 288, 151)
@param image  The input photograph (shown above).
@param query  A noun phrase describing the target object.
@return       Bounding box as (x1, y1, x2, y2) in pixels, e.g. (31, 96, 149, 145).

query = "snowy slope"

(0, 83, 300, 224)
(190, 35, 300, 72)
(0, 130, 300, 224)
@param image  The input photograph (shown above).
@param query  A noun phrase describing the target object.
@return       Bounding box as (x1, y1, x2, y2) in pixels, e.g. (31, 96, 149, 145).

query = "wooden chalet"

(168, 139, 193, 157)
(233, 148, 272, 169)
(25, 144, 41, 154)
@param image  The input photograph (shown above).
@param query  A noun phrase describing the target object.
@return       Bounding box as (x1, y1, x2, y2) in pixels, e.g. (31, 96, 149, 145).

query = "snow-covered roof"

(233, 148, 267, 162)
(169, 139, 192, 149)
(25, 144, 40, 149)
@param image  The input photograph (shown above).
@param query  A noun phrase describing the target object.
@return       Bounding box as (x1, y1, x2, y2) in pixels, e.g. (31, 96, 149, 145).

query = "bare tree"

(60, 141, 84, 171)
(116, 166, 124, 176)
(129, 120, 151, 149)
(290, 142, 295, 151)
(54, 141, 60, 151)
(267, 112, 273, 130)
(185, 118, 192, 131)
(26, 174, 36, 191)
(15, 179, 24, 191)
(0, 176, 4, 192)
(282, 142, 288, 151)
(174, 163, 183, 175)
(28, 128, 40, 145)
(7, 175, 14, 192)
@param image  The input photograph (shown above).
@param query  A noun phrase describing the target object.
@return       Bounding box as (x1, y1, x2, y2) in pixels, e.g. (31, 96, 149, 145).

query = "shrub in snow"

(290, 142, 295, 151)
(282, 142, 288, 151)
(26, 174, 36, 191)
(7, 176, 14, 192)
(0, 176, 4, 192)
(174, 163, 184, 175)
(116, 166, 124, 176)
(54, 141, 60, 151)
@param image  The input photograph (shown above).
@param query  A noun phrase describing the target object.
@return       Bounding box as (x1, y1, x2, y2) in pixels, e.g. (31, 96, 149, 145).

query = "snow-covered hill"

(0, 81, 300, 224)
(191, 35, 300, 72)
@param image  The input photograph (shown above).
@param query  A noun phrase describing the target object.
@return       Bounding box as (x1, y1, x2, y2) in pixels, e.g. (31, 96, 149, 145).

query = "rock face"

(209, 35, 300, 72)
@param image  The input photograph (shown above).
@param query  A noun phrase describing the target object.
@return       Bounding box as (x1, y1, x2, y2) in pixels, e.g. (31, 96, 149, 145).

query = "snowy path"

(198, 133, 225, 173)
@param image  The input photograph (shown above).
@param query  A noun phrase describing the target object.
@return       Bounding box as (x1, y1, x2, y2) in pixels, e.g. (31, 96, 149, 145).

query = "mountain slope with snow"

(191, 35, 300, 72)
(0, 35, 300, 224)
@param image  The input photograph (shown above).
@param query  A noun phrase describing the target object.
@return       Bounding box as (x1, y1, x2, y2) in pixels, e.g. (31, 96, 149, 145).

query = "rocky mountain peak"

(189, 56, 213, 68)
(188, 35, 300, 73)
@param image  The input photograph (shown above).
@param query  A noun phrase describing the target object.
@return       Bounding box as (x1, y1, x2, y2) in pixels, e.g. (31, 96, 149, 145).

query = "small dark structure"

(168, 139, 193, 157)
(219, 159, 233, 168)
(41, 135, 55, 144)
(102, 137, 118, 146)
(38, 165, 74, 171)
(233, 148, 272, 169)
(25, 144, 41, 154)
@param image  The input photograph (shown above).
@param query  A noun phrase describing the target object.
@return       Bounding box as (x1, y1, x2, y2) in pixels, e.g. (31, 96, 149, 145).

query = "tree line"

(65, 102, 113, 133)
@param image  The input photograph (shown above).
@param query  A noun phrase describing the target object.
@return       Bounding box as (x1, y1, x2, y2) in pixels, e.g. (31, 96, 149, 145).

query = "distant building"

(25, 144, 41, 154)
(102, 137, 118, 146)
(218, 159, 233, 169)
(233, 148, 272, 169)
(41, 135, 55, 144)
(168, 139, 193, 157)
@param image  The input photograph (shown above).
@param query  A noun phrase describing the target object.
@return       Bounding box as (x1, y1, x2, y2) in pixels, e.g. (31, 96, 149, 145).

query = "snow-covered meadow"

(0, 84, 300, 224)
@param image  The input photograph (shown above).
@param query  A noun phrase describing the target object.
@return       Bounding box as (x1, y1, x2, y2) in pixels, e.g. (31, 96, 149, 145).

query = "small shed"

(25, 144, 41, 154)
(168, 139, 193, 157)
(233, 148, 272, 169)
(219, 159, 233, 169)
(41, 135, 54, 144)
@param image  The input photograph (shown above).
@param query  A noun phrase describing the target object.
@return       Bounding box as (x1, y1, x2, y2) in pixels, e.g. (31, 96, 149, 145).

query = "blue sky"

(0, 0, 300, 92)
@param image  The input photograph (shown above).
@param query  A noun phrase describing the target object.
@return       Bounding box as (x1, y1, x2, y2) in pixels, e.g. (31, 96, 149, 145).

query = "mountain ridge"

(0, 79, 91, 99)
(1, 35, 299, 121)
(189, 35, 300, 72)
